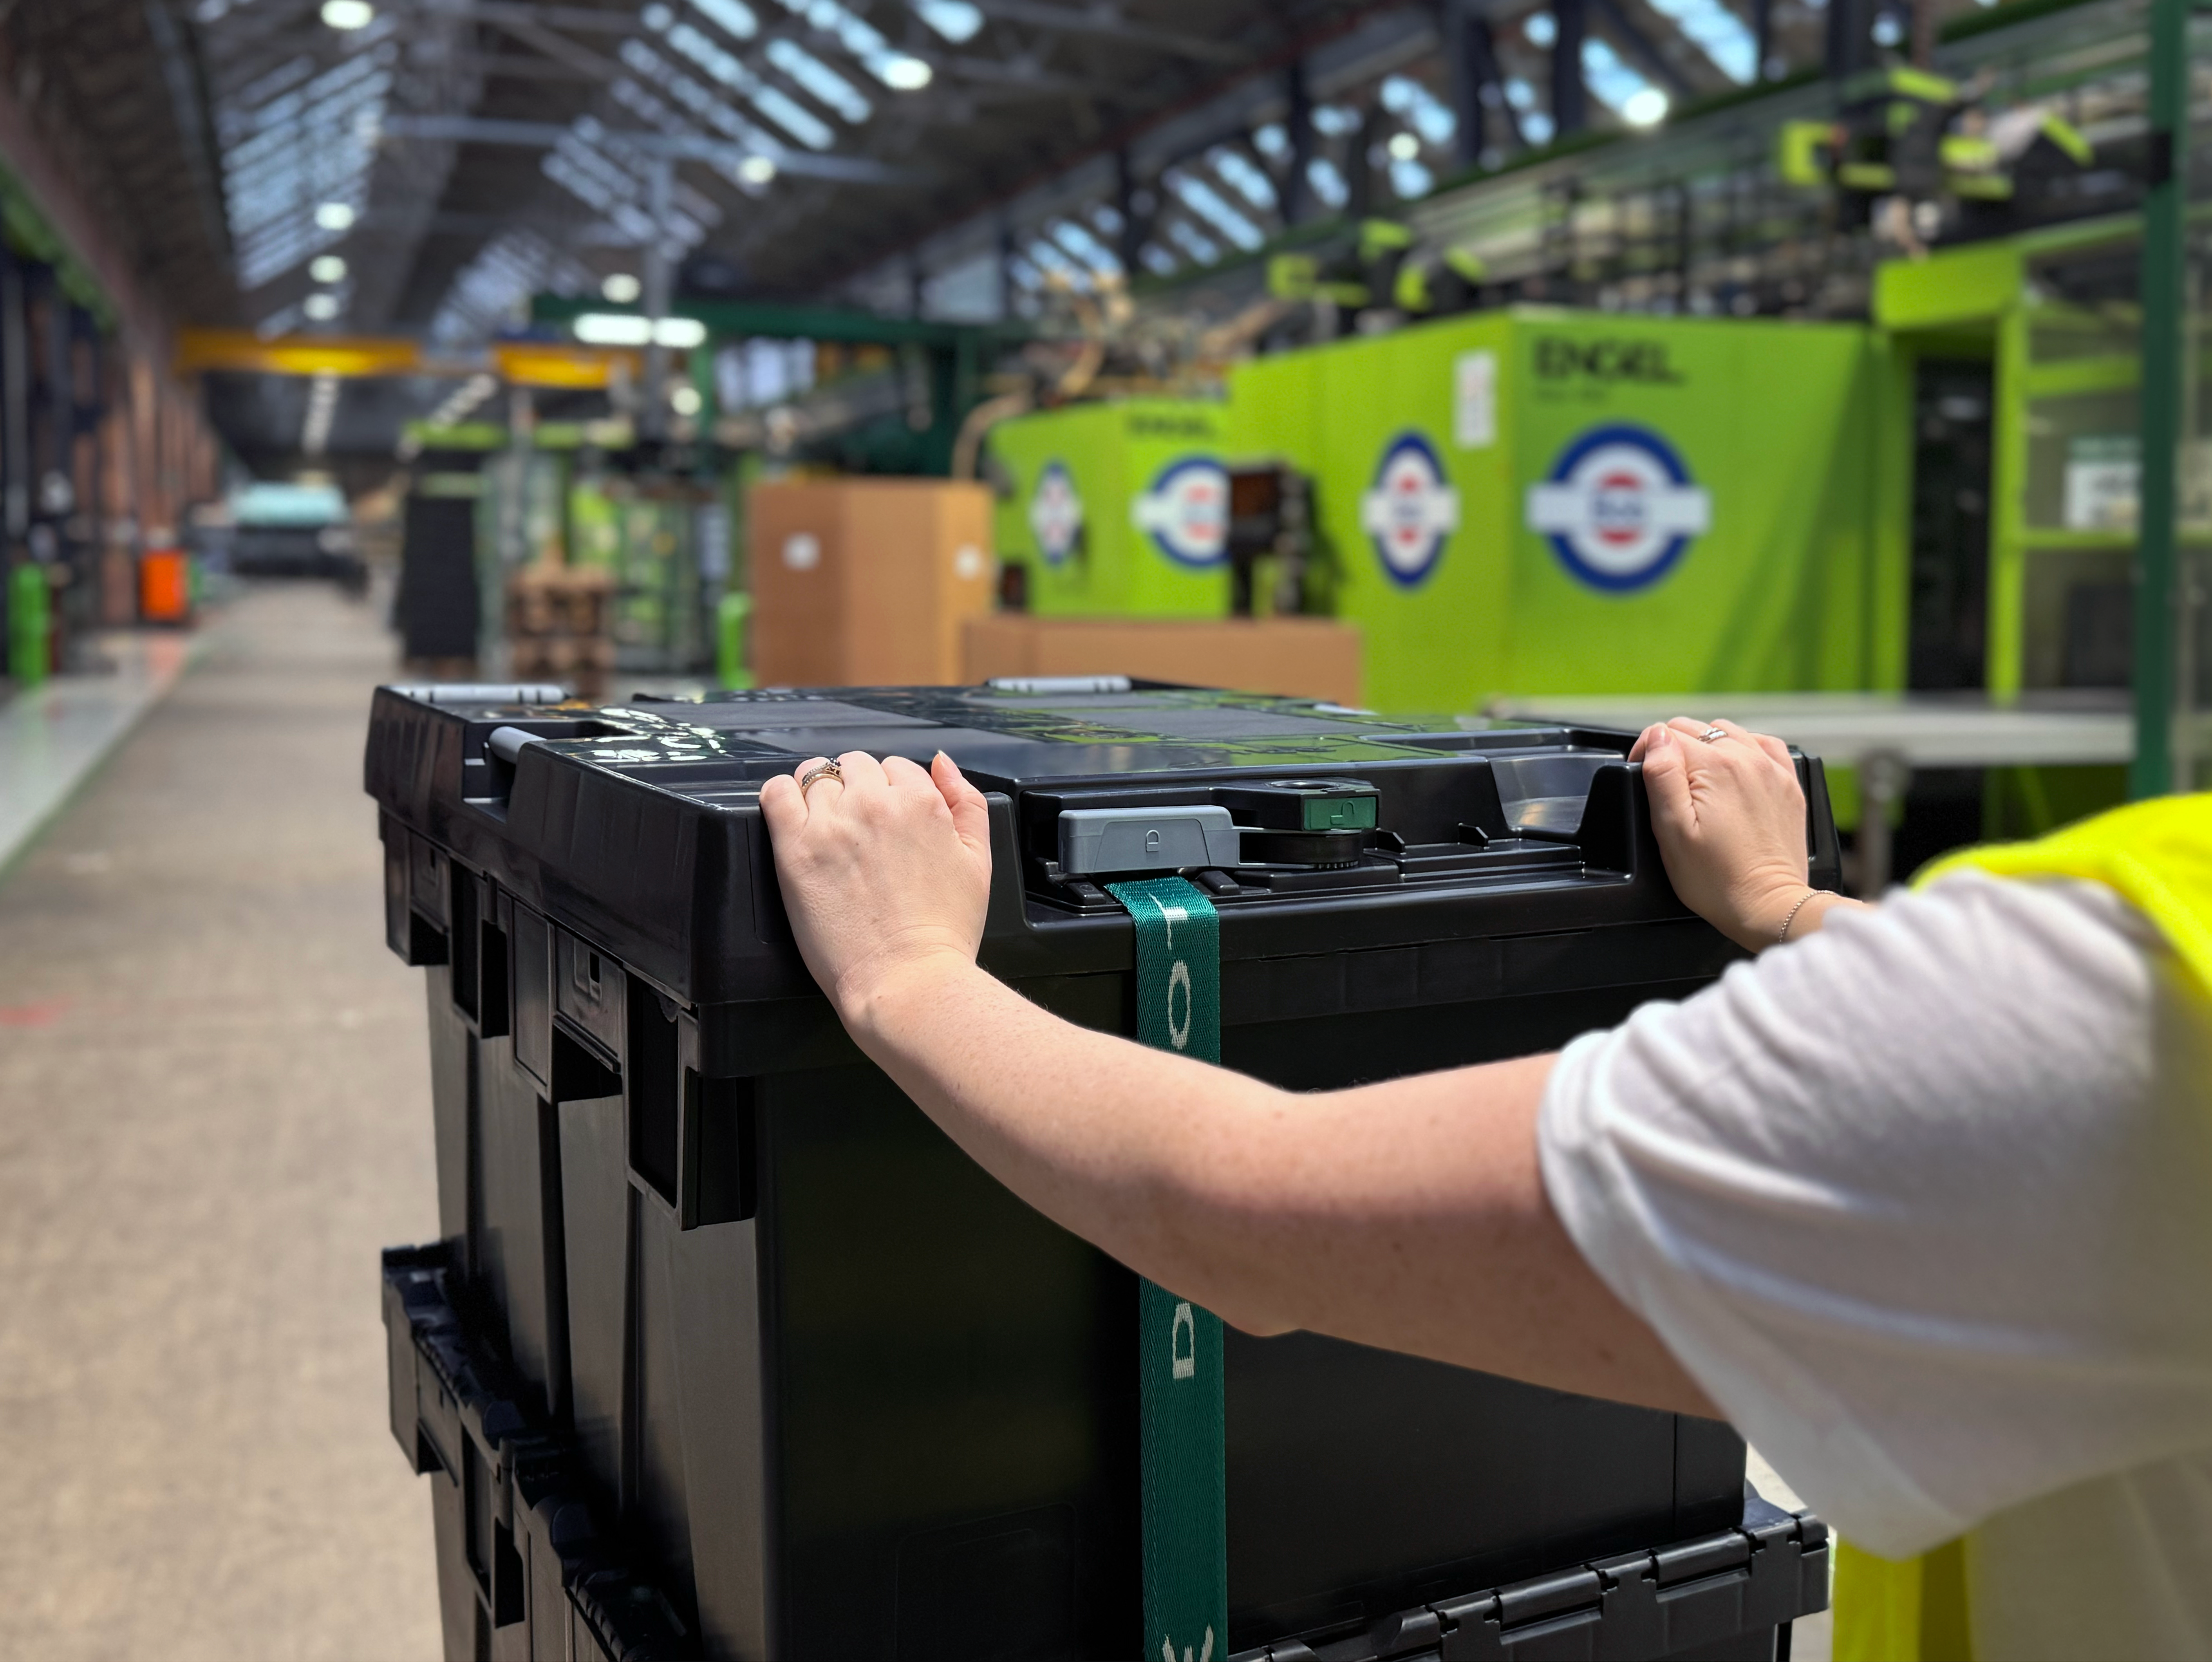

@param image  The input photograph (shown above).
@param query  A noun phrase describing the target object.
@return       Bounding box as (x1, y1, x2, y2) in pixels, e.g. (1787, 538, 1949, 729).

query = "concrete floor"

(0, 585, 441, 1658)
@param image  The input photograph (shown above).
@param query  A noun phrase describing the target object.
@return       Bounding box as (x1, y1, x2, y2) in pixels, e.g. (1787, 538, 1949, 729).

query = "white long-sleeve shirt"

(1538, 871, 2212, 1662)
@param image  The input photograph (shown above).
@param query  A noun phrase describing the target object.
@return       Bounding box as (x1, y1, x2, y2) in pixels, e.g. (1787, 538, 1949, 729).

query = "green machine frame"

(1877, 218, 2162, 701)
(1227, 307, 1907, 717)
(1876, 212, 2209, 823)
(987, 398, 1235, 618)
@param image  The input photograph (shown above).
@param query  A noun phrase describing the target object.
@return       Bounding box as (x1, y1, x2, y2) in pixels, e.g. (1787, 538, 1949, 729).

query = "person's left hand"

(759, 751, 994, 1019)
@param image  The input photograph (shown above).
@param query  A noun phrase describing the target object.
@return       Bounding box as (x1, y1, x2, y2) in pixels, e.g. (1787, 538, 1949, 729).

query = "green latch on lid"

(1302, 794, 1377, 831)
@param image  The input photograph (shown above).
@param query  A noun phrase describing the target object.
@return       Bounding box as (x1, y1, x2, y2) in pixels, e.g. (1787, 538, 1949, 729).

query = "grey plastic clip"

(487, 727, 546, 765)
(1058, 806, 1241, 875)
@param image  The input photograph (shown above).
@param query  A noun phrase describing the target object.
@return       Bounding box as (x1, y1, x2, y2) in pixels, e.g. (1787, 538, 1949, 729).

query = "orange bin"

(139, 549, 193, 624)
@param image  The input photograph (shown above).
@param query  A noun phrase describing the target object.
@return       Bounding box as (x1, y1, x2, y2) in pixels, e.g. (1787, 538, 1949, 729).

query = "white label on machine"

(952, 544, 987, 582)
(1453, 349, 1497, 449)
(781, 531, 821, 571)
(2064, 435, 2139, 532)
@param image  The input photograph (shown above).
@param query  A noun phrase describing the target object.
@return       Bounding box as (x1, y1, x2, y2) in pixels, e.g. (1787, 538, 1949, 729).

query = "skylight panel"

(1252, 123, 1288, 160)
(1165, 171, 1262, 251)
(1305, 156, 1348, 210)
(223, 55, 316, 135)
(619, 40, 782, 153)
(745, 81, 837, 148)
(1581, 38, 1655, 115)
(1380, 75, 1457, 146)
(694, 0, 760, 39)
(914, 0, 981, 41)
(1311, 105, 1359, 137)
(1051, 219, 1121, 276)
(432, 228, 594, 347)
(1208, 146, 1276, 212)
(1090, 202, 1123, 235)
(1166, 220, 1220, 264)
(1140, 244, 1179, 276)
(217, 48, 392, 287)
(768, 0, 933, 91)
(654, 14, 837, 147)
(766, 38, 873, 123)
(1390, 157, 1434, 198)
(1026, 236, 1089, 289)
(1643, 0, 1758, 83)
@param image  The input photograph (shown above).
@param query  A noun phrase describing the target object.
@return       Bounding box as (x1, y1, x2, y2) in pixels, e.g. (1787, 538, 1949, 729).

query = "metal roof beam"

(1588, 0, 1700, 98)
(377, 113, 927, 183)
(960, 0, 1253, 65)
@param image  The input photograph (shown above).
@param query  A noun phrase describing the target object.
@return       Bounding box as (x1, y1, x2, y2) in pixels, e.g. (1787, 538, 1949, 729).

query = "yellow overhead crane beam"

(173, 330, 641, 388)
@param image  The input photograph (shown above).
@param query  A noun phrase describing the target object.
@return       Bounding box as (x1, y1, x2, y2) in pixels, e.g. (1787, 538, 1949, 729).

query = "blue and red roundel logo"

(1130, 456, 1229, 567)
(1525, 424, 1711, 592)
(1359, 433, 1460, 588)
(1028, 460, 1084, 566)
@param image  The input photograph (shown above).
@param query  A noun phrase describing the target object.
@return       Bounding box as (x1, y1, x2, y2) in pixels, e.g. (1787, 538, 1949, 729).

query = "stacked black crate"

(369, 684, 1837, 1662)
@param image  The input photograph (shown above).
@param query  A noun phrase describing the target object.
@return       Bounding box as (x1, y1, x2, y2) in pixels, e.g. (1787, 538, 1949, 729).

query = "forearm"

(838, 956, 1717, 1414)
(839, 954, 1294, 1323)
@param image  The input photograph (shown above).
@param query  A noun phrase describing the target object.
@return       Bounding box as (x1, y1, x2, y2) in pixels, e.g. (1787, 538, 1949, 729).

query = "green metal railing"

(2133, 0, 2187, 796)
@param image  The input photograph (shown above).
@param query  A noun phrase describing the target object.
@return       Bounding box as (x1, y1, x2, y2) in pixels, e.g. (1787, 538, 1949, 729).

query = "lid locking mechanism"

(1213, 778, 1379, 869)
(1057, 807, 1243, 876)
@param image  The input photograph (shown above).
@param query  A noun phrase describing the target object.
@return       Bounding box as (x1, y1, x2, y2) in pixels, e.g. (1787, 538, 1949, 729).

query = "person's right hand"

(759, 750, 994, 1023)
(1629, 718, 1816, 951)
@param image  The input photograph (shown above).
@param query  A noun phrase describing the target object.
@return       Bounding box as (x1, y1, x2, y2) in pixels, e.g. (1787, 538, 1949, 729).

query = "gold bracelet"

(1778, 890, 1818, 942)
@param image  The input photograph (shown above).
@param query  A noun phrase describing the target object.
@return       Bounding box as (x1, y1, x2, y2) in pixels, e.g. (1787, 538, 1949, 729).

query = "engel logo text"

(1131, 456, 1229, 567)
(1525, 423, 1709, 592)
(1534, 338, 1685, 385)
(1359, 433, 1460, 587)
(1028, 459, 1084, 566)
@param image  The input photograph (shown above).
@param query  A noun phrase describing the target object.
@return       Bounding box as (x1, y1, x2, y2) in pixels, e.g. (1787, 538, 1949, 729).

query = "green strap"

(1105, 876, 1228, 1662)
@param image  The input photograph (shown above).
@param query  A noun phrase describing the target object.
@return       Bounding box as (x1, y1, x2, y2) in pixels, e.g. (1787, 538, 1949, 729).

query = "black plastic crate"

(368, 683, 1840, 1660)
(384, 1241, 1826, 1662)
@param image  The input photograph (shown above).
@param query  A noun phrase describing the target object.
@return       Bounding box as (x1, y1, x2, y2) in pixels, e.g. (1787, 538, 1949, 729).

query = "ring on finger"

(799, 759, 844, 799)
(1697, 726, 1727, 744)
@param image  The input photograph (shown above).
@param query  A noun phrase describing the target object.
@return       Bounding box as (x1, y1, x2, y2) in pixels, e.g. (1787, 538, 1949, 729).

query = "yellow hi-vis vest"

(1832, 791, 2212, 1662)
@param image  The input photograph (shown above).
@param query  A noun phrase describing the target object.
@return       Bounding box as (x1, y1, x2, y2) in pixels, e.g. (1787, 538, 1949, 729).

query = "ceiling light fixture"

(315, 202, 357, 231)
(880, 54, 933, 91)
(670, 384, 703, 417)
(309, 254, 348, 284)
(738, 155, 777, 186)
(574, 314, 708, 348)
(1623, 87, 1670, 126)
(574, 312, 654, 346)
(321, 0, 374, 28)
(1387, 131, 1421, 161)
(303, 293, 342, 321)
(601, 272, 643, 304)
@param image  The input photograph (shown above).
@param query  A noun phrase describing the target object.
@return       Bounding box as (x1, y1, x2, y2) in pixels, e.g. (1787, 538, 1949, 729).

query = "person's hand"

(759, 751, 993, 1019)
(1628, 718, 1814, 951)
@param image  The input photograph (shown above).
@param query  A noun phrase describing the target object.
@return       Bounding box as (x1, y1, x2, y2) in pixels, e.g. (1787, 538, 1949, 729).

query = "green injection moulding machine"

(1226, 308, 1908, 717)
(987, 397, 1236, 618)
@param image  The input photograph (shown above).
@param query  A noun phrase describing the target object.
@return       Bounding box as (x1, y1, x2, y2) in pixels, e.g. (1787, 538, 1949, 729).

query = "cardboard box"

(962, 614, 1362, 706)
(750, 478, 995, 686)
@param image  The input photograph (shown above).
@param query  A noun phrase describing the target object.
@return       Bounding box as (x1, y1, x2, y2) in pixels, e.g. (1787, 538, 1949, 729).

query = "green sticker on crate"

(1105, 875, 1228, 1662)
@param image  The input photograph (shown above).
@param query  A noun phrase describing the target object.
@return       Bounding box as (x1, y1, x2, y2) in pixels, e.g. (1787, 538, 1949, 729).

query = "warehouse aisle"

(0, 585, 441, 1658)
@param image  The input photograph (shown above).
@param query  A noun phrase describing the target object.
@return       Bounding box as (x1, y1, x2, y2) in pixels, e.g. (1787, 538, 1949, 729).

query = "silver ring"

(798, 759, 843, 799)
(1697, 726, 1727, 744)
